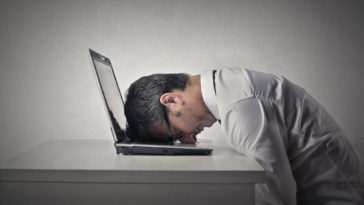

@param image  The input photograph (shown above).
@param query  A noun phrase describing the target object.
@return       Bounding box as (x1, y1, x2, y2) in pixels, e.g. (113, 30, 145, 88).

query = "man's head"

(124, 73, 216, 144)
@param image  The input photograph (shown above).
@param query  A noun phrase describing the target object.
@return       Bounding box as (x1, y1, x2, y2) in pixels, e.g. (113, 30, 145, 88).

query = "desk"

(0, 139, 264, 205)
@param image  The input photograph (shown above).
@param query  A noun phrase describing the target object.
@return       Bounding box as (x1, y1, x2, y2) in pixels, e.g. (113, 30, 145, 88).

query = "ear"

(160, 93, 176, 106)
(160, 93, 183, 107)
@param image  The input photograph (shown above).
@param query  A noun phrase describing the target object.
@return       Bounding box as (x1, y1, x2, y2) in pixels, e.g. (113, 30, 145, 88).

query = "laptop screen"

(90, 50, 127, 142)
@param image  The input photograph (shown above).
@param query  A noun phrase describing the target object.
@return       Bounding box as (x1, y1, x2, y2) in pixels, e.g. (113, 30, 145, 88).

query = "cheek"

(174, 117, 197, 134)
(183, 110, 201, 123)
(185, 114, 200, 126)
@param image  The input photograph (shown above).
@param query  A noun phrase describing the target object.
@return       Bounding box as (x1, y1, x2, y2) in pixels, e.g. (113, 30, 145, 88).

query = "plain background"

(0, 0, 363, 179)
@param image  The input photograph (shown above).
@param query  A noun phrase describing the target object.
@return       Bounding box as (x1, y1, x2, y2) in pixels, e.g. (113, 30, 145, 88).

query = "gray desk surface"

(0, 139, 265, 184)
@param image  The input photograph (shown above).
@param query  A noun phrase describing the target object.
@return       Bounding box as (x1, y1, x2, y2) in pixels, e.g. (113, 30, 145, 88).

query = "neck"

(188, 75, 201, 90)
(189, 75, 217, 123)
(185, 75, 201, 99)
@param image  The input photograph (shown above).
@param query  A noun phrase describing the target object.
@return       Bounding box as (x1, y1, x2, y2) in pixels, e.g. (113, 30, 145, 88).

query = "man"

(124, 68, 363, 204)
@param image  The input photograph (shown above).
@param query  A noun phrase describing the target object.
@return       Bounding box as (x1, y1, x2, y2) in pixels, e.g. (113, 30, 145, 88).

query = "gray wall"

(1, 0, 363, 169)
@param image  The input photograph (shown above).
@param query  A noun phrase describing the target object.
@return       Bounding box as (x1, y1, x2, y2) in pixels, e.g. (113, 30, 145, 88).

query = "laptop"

(88, 49, 213, 155)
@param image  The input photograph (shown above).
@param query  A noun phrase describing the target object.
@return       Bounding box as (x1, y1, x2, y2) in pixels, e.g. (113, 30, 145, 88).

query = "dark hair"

(124, 73, 189, 142)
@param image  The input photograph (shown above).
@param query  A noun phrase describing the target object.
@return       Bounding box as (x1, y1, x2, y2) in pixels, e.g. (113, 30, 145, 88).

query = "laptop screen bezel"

(89, 49, 126, 143)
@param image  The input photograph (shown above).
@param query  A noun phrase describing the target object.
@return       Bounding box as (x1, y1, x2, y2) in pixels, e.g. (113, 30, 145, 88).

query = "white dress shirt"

(201, 68, 363, 205)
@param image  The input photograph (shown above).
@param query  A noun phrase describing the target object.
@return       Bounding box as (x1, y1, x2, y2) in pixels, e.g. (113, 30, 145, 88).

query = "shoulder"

(214, 68, 255, 106)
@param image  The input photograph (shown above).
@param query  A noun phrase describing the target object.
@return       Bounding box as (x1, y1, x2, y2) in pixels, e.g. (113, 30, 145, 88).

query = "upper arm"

(221, 97, 264, 156)
(220, 98, 297, 205)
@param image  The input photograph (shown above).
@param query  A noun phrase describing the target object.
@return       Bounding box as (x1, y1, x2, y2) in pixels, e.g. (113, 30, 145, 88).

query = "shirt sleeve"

(221, 97, 297, 205)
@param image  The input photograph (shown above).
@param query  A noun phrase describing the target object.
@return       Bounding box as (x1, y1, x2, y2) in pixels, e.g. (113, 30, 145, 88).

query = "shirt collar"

(200, 69, 220, 120)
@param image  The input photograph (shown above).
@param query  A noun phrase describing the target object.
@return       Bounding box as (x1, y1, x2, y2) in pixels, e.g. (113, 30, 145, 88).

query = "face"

(167, 107, 215, 144)
(148, 95, 216, 144)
